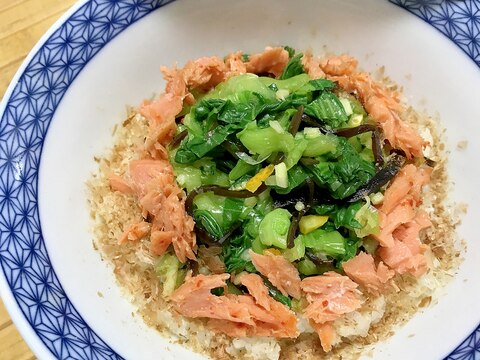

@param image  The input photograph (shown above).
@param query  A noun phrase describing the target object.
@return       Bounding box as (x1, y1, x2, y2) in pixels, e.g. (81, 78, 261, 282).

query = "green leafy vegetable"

(297, 258, 322, 276)
(264, 279, 292, 307)
(339, 237, 361, 265)
(156, 253, 183, 296)
(307, 79, 336, 91)
(222, 233, 256, 273)
(194, 209, 224, 238)
(243, 191, 274, 238)
(300, 229, 346, 257)
(302, 134, 338, 157)
(258, 208, 292, 249)
(211, 287, 225, 296)
(353, 200, 380, 237)
(205, 74, 276, 102)
(173, 159, 229, 191)
(272, 164, 309, 194)
(304, 92, 349, 128)
(193, 193, 244, 238)
(164, 49, 388, 286)
(306, 138, 375, 199)
(223, 198, 245, 229)
(229, 160, 260, 181)
(283, 45, 296, 58)
(284, 135, 308, 169)
(332, 203, 363, 230)
(237, 121, 295, 157)
(259, 74, 311, 93)
(279, 53, 305, 80)
(282, 236, 305, 262)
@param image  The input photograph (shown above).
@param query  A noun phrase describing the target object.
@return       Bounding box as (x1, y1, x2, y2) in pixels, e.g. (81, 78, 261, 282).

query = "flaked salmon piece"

(373, 163, 432, 276)
(328, 70, 425, 158)
(140, 92, 183, 155)
(160, 56, 227, 103)
(311, 321, 336, 353)
(145, 189, 196, 262)
(379, 211, 431, 277)
(109, 159, 174, 198)
(129, 159, 175, 198)
(118, 221, 151, 245)
(150, 230, 175, 256)
(302, 52, 325, 79)
(301, 272, 364, 324)
(320, 54, 358, 76)
(111, 158, 196, 262)
(207, 306, 298, 338)
(146, 141, 170, 161)
(140, 93, 183, 130)
(182, 56, 228, 91)
(225, 51, 247, 78)
(250, 251, 302, 299)
(374, 164, 432, 247)
(198, 245, 226, 274)
(160, 65, 195, 105)
(374, 198, 417, 247)
(171, 274, 253, 323)
(342, 252, 394, 294)
(139, 68, 184, 159)
(108, 173, 134, 195)
(139, 184, 180, 218)
(381, 164, 432, 214)
(207, 293, 298, 338)
(239, 273, 271, 311)
(365, 96, 425, 159)
(378, 241, 427, 277)
(376, 163, 432, 245)
(171, 274, 298, 338)
(171, 233, 197, 263)
(161, 65, 188, 98)
(329, 72, 402, 113)
(246, 47, 290, 78)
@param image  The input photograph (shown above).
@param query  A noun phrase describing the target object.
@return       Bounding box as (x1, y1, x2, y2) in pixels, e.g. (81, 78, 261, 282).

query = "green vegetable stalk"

(258, 208, 292, 249)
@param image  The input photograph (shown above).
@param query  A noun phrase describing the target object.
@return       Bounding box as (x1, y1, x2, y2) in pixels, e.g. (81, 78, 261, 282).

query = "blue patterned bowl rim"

(0, 1, 478, 359)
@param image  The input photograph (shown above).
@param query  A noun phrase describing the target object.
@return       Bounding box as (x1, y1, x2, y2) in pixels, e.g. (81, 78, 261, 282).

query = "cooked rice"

(87, 71, 462, 360)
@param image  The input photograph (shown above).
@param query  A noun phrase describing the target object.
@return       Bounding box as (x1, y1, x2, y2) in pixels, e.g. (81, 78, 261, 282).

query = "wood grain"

(0, 0, 76, 358)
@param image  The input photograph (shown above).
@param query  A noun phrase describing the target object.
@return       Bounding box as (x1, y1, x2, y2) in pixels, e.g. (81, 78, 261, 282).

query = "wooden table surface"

(0, 1, 77, 359)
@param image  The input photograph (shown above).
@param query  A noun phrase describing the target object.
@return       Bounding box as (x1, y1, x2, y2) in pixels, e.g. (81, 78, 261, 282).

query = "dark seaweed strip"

(334, 124, 377, 137)
(288, 106, 304, 136)
(286, 178, 315, 248)
(287, 215, 300, 248)
(300, 114, 333, 134)
(346, 153, 405, 203)
(170, 129, 188, 149)
(334, 124, 385, 168)
(372, 130, 385, 167)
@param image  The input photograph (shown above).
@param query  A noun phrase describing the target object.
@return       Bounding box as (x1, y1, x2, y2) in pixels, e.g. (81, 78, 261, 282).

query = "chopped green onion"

(303, 127, 321, 139)
(274, 162, 289, 189)
(275, 89, 290, 100)
(340, 98, 353, 116)
(269, 120, 285, 133)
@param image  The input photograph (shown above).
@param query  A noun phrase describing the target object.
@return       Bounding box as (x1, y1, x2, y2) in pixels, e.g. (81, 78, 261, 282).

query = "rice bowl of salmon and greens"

(87, 47, 460, 359)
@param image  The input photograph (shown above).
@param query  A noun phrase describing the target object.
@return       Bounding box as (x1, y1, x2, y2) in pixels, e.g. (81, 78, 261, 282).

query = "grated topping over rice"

(87, 52, 462, 359)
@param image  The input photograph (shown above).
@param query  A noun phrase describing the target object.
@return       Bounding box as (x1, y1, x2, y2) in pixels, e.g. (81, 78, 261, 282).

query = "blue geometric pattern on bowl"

(391, 0, 480, 67)
(0, 0, 477, 359)
(389, 2, 480, 359)
(0, 1, 172, 359)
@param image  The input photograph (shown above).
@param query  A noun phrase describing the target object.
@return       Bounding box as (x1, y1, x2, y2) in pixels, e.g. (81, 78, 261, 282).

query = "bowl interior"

(33, 0, 480, 358)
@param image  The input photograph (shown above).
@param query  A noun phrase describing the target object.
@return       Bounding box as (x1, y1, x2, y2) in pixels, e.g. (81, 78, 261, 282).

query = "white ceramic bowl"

(0, 0, 479, 359)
